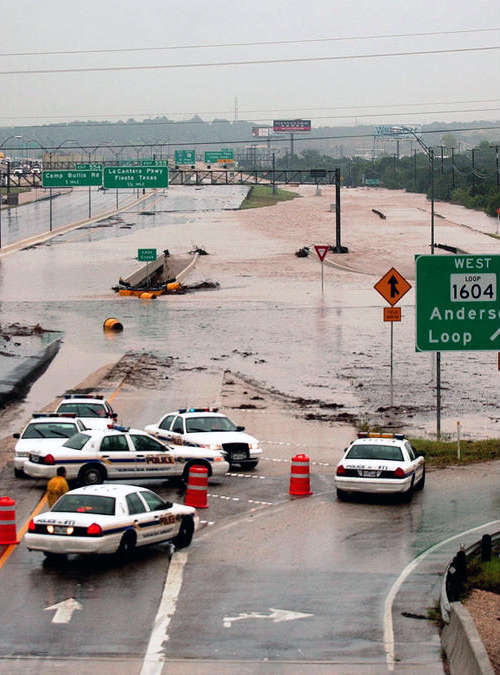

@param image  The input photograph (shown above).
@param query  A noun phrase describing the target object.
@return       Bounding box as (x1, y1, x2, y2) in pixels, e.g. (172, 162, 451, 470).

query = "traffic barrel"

(184, 465, 209, 509)
(0, 496, 20, 545)
(289, 453, 313, 496)
(103, 317, 123, 331)
(166, 282, 181, 293)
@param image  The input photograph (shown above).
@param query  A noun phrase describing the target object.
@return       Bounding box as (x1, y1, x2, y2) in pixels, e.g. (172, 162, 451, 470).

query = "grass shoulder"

(410, 437, 499, 468)
(239, 185, 300, 209)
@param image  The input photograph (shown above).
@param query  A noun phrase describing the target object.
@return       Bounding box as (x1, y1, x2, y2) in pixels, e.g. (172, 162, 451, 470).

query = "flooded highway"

(0, 184, 498, 441)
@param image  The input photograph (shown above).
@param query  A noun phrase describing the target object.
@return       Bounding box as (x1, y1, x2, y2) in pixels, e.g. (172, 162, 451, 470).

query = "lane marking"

(383, 519, 500, 671)
(140, 550, 187, 675)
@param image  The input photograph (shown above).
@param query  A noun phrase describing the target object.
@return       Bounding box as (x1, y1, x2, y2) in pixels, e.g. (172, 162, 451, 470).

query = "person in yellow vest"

(46, 467, 69, 508)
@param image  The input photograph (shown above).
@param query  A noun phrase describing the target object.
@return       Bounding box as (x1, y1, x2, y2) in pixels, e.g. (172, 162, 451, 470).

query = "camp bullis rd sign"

(415, 254, 500, 351)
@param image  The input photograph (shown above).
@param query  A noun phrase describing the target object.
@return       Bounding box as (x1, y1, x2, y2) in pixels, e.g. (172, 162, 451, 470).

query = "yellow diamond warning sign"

(374, 268, 411, 306)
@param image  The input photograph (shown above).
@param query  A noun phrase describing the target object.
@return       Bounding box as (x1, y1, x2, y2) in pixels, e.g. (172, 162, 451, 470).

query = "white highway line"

(140, 550, 187, 675)
(208, 493, 273, 506)
(383, 519, 500, 671)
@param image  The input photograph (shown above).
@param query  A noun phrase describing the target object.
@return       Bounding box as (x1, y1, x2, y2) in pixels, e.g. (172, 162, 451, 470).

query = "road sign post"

(415, 254, 499, 351)
(314, 245, 329, 292)
(375, 267, 412, 406)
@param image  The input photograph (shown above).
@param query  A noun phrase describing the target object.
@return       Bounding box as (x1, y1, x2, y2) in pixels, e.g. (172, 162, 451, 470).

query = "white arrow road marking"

(223, 608, 313, 628)
(490, 327, 500, 341)
(44, 598, 82, 624)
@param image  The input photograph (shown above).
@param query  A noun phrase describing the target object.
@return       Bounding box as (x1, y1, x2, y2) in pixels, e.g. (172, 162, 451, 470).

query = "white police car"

(55, 394, 117, 430)
(25, 484, 197, 559)
(23, 425, 229, 486)
(145, 408, 262, 469)
(13, 413, 87, 478)
(335, 433, 425, 501)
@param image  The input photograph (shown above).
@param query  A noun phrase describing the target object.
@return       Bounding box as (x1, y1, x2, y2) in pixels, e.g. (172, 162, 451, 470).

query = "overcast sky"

(1, 0, 499, 130)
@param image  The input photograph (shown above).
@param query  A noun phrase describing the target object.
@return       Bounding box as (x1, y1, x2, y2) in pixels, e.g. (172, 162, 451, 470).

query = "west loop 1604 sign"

(273, 119, 311, 132)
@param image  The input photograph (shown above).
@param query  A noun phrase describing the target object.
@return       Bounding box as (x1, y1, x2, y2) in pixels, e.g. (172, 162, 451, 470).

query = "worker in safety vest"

(46, 467, 69, 508)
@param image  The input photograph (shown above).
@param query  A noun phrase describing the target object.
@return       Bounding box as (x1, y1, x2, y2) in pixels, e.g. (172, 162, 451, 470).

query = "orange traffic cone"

(184, 465, 209, 509)
(0, 496, 20, 545)
(289, 454, 313, 496)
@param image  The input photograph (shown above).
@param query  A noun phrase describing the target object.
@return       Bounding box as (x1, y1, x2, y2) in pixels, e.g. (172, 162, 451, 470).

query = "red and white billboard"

(273, 119, 311, 132)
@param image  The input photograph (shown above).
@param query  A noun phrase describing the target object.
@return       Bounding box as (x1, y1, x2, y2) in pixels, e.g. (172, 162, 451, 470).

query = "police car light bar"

(357, 432, 405, 440)
(107, 424, 130, 432)
(179, 407, 219, 413)
(32, 412, 77, 418)
(64, 394, 104, 400)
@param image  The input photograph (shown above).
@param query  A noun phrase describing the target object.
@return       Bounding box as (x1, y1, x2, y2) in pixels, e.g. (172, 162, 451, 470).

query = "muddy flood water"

(0, 184, 499, 441)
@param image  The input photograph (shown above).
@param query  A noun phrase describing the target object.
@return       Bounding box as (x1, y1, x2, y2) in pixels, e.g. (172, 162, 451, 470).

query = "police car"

(23, 425, 229, 486)
(25, 484, 198, 558)
(145, 408, 262, 469)
(55, 394, 117, 430)
(13, 413, 87, 478)
(335, 433, 426, 501)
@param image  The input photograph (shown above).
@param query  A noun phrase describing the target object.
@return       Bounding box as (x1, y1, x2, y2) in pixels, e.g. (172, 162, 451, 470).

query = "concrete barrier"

(442, 602, 495, 675)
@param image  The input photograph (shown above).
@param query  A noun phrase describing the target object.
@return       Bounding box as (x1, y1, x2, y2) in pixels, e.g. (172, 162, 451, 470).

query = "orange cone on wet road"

(289, 454, 313, 496)
(184, 465, 209, 509)
(0, 496, 20, 545)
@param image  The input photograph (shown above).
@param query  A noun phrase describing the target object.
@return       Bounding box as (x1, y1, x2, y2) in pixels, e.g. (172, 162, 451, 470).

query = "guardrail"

(440, 531, 498, 675)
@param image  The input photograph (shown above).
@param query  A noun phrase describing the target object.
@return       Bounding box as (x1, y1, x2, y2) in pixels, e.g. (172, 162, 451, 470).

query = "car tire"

(402, 478, 415, 502)
(240, 460, 259, 470)
(43, 552, 67, 563)
(336, 488, 348, 501)
(78, 464, 105, 486)
(14, 468, 25, 479)
(171, 516, 194, 550)
(116, 531, 136, 559)
(415, 467, 426, 491)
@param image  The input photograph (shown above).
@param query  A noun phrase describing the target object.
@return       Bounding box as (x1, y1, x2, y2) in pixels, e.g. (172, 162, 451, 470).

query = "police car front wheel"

(172, 516, 194, 549)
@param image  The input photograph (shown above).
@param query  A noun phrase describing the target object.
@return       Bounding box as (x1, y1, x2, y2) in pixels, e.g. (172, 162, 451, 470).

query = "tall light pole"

(392, 126, 441, 438)
(0, 135, 23, 248)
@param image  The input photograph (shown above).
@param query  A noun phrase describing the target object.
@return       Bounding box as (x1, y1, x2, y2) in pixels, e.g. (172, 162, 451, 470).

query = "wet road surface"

(1, 185, 499, 673)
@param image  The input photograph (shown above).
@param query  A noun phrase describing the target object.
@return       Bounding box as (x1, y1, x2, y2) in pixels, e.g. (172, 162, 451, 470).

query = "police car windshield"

(52, 494, 115, 516)
(23, 423, 77, 439)
(186, 416, 236, 433)
(346, 444, 404, 461)
(58, 403, 107, 418)
(63, 432, 91, 450)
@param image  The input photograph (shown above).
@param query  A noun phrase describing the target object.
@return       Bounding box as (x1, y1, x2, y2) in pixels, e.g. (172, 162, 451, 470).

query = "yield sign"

(374, 267, 411, 306)
(314, 245, 329, 262)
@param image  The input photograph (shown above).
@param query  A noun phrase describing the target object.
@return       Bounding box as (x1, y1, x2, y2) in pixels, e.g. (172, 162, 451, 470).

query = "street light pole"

(392, 126, 440, 438)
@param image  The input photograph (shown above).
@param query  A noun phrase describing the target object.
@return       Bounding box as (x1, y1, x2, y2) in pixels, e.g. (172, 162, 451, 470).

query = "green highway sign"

(75, 163, 103, 170)
(140, 159, 169, 166)
(415, 254, 500, 351)
(103, 166, 168, 189)
(42, 170, 103, 187)
(204, 149, 234, 164)
(175, 150, 195, 165)
(138, 248, 157, 262)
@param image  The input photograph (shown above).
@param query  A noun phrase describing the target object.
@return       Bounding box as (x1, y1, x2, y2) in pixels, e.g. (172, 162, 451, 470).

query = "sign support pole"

(49, 188, 53, 231)
(390, 323, 394, 407)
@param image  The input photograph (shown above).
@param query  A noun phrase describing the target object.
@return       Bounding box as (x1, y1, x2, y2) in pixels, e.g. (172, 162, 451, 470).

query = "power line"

(1, 109, 498, 132)
(1, 46, 498, 76)
(1, 28, 496, 57)
(1, 99, 498, 123)
(2, 125, 499, 151)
